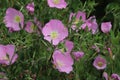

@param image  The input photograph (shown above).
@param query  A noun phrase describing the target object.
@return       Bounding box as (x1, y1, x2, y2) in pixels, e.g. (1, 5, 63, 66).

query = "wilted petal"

(81, 16, 98, 34)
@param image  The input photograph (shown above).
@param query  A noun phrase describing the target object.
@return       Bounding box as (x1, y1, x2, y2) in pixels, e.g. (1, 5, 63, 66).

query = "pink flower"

(52, 50, 73, 74)
(64, 40, 74, 52)
(58, 40, 74, 55)
(4, 8, 24, 31)
(101, 22, 112, 33)
(26, 2, 34, 14)
(25, 21, 35, 33)
(103, 72, 120, 80)
(72, 51, 84, 61)
(93, 56, 106, 70)
(42, 19, 68, 45)
(103, 72, 109, 80)
(0, 44, 18, 65)
(69, 11, 86, 22)
(47, 0, 67, 9)
(81, 16, 98, 34)
(69, 11, 86, 30)
(111, 74, 120, 80)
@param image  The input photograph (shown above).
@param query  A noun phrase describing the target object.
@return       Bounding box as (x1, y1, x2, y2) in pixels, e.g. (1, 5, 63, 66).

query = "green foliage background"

(0, 0, 120, 80)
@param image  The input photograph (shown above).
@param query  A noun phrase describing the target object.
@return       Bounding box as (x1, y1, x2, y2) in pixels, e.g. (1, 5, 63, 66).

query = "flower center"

(97, 62, 103, 67)
(3, 56, 9, 61)
(31, 24, 36, 30)
(53, 0, 60, 4)
(50, 31, 58, 39)
(14, 15, 21, 23)
(0, 55, 9, 61)
(60, 48, 66, 53)
(57, 60, 64, 67)
(74, 19, 79, 24)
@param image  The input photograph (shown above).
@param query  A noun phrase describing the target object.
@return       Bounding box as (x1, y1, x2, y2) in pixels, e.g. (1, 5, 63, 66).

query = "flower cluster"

(69, 11, 112, 34)
(1, 0, 118, 79)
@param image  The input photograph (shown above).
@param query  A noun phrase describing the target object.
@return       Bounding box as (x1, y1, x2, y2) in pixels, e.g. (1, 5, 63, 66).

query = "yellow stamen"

(53, 0, 60, 4)
(57, 60, 64, 67)
(50, 31, 58, 39)
(98, 62, 103, 67)
(31, 24, 36, 30)
(73, 19, 79, 24)
(14, 15, 21, 23)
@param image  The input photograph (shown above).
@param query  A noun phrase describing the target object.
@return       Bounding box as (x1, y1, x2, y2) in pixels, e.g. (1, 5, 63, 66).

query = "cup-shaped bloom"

(111, 73, 120, 80)
(0, 44, 18, 65)
(101, 22, 112, 33)
(25, 21, 35, 33)
(81, 16, 98, 34)
(42, 19, 68, 45)
(26, 2, 34, 14)
(4, 8, 24, 31)
(52, 50, 74, 74)
(72, 51, 84, 61)
(69, 11, 86, 30)
(47, 0, 67, 9)
(93, 56, 106, 70)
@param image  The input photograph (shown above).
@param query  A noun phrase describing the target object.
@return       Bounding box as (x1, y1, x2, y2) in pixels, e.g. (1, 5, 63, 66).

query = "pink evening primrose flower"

(81, 16, 98, 34)
(103, 72, 120, 80)
(26, 2, 34, 14)
(72, 51, 84, 61)
(0, 44, 18, 65)
(47, 0, 67, 9)
(42, 19, 68, 45)
(93, 56, 106, 70)
(25, 21, 35, 33)
(69, 11, 86, 30)
(52, 50, 74, 74)
(101, 22, 112, 33)
(4, 8, 24, 31)
(111, 73, 120, 80)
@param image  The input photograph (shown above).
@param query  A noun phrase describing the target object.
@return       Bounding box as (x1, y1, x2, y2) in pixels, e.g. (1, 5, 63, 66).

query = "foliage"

(0, 0, 120, 80)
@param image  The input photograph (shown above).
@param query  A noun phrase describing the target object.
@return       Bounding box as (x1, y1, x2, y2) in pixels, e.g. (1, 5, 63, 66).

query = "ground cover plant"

(0, 0, 120, 80)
